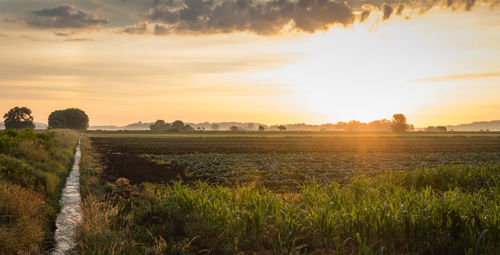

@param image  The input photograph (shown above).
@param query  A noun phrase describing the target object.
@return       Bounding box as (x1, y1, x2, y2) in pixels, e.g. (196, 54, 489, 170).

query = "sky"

(0, 0, 499, 127)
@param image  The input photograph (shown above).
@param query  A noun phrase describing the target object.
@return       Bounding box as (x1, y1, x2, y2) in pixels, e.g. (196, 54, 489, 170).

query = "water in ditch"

(52, 138, 82, 255)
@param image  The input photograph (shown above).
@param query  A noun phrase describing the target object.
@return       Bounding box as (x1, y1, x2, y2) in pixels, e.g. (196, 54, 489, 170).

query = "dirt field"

(90, 133, 500, 188)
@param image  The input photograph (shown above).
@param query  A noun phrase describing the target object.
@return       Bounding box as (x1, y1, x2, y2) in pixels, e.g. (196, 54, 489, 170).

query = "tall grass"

(0, 129, 78, 253)
(78, 137, 499, 254)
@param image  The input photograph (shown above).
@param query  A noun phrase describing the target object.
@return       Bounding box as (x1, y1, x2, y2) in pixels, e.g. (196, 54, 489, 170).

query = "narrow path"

(52, 137, 82, 255)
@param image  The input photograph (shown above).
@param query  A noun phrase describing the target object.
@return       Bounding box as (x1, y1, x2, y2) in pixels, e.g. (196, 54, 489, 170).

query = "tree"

(211, 123, 219, 130)
(391, 113, 408, 133)
(277, 125, 286, 131)
(172, 120, 185, 129)
(3, 106, 35, 129)
(48, 108, 89, 130)
(229, 126, 238, 131)
(150, 120, 169, 131)
(425, 126, 447, 132)
(258, 125, 265, 131)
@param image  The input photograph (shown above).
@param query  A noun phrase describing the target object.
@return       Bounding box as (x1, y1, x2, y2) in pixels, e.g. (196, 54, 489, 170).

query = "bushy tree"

(48, 108, 89, 130)
(391, 114, 408, 133)
(211, 123, 219, 130)
(277, 125, 286, 131)
(172, 120, 185, 129)
(258, 125, 265, 131)
(425, 126, 447, 132)
(229, 126, 238, 131)
(150, 120, 194, 132)
(3, 106, 35, 130)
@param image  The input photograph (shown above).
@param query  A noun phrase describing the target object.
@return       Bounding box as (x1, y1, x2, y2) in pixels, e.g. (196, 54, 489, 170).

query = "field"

(90, 133, 500, 191)
(79, 132, 500, 254)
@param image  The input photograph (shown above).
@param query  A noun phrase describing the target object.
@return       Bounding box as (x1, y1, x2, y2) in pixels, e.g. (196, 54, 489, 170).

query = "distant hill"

(0, 122, 47, 130)
(89, 121, 154, 130)
(446, 120, 500, 131)
(88, 121, 269, 131)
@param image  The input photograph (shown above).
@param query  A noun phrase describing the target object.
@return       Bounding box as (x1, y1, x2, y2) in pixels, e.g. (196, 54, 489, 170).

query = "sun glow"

(0, 6, 499, 126)
(231, 7, 500, 124)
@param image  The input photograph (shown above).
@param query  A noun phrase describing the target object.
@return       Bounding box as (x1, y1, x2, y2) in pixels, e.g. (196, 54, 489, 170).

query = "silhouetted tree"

(391, 113, 408, 133)
(48, 108, 89, 130)
(425, 126, 447, 132)
(150, 120, 169, 131)
(172, 120, 185, 129)
(211, 123, 219, 130)
(229, 126, 238, 131)
(277, 125, 286, 131)
(3, 106, 35, 129)
(258, 125, 265, 131)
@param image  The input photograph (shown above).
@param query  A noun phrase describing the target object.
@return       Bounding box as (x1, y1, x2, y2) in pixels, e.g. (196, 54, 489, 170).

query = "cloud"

(55, 32, 71, 37)
(144, 0, 355, 35)
(25, 5, 108, 30)
(410, 72, 500, 83)
(64, 38, 94, 42)
(396, 4, 405, 15)
(360, 10, 371, 22)
(123, 22, 149, 34)
(382, 3, 394, 20)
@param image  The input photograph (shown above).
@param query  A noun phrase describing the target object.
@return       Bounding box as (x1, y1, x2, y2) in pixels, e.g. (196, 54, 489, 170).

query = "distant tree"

(277, 125, 286, 131)
(172, 120, 184, 129)
(258, 125, 265, 131)
(150, 120, 167, 131)
(391, 114, 408, 133)
(425, 126, 447, 132)
(229, 126, 239, 131)
(184, 124, 195, 132)
(211, 123, 220, 130)
(3, 106, 35, 129)
(48, 108, 89, 130)
(247, 123, 254, 130)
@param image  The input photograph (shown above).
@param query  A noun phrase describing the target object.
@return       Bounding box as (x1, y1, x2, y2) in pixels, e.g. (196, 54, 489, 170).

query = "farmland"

(90, 133, 500, 191)
(78, 132, 500, 254)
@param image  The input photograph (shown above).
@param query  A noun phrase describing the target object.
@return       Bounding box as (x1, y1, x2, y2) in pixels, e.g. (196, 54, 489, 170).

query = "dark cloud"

(144, 0, 355, 35)
(396, 4, 405, 15)
(55, 32, 71, 37)
(123, 22, 149, 34)
(382, 3, 393, 20)
(465, 0, 476, 11)
(154, 24, 170, 35)
(360, 9, 371, 22)
(25, 5, 108, 29)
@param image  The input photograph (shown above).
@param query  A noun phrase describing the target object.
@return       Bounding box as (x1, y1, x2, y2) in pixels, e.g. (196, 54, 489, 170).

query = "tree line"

(2, 106, 89, 130)
(2, 107, 426, 134)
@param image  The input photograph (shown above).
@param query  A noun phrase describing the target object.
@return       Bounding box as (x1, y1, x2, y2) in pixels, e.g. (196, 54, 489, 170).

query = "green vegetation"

(78, 133, 500, 254)
(48, 108, 89, 130)
(142, 152, 500, 192)
(150, 120, 195, 132)
(0, 129, 78, 253)
(2, 106, 35, 130)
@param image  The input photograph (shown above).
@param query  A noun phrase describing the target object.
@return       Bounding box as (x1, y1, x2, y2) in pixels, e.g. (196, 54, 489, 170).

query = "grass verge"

(0, 129, 78, 253)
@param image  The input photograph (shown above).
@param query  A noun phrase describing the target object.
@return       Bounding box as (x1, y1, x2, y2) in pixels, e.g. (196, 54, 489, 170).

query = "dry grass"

(0, 181, 49, 254)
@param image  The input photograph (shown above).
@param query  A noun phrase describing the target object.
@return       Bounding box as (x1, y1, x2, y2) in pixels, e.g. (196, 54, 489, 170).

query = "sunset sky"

(0, 0, 499, 127)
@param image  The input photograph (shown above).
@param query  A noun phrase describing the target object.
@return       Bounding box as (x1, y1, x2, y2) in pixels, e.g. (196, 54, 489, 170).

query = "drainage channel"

(52, 137, 82, 255)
